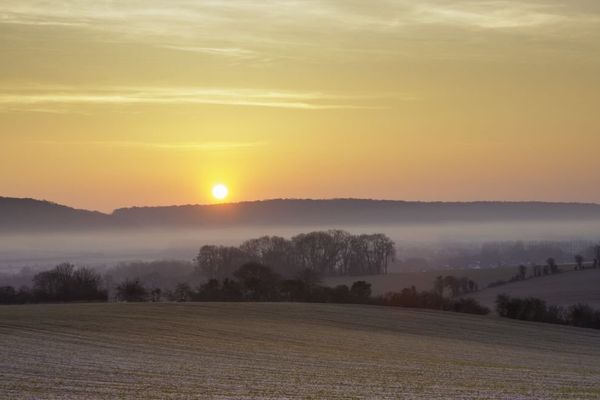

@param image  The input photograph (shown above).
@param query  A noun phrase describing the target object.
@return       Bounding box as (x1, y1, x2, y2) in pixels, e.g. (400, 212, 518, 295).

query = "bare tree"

(518, 265, 527, 280)
(546, 258, 559, 274)
(575, 255, 584, 271)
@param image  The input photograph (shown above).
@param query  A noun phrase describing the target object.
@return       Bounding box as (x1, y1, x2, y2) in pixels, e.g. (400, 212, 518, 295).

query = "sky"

(1, 0, 599, 212)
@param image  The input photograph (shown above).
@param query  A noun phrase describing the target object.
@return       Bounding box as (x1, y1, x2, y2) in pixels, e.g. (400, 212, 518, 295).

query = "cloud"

(0, 86, 394, 111)
(158, 45, 258, 58)
(411, 2, 569, 29)
(32, 139, 269, 152)
(1, 1, 597, 49)
(91, 140, 268, 151)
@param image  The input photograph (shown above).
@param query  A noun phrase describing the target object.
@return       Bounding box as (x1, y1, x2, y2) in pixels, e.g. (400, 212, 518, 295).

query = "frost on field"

(1, 303, 600, 399)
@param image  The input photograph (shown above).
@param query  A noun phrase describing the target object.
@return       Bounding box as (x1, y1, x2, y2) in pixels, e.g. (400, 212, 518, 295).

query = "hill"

(0, 197, 112, 232)
(1, 303, 599, 398)
(472, 268, 600, 309)
(112, 199, 600, 227)
(3, 196, 600, 232)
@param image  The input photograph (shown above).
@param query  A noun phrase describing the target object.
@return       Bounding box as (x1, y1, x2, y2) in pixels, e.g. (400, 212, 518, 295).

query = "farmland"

(472, 268, 600, 309)
(1, 303, 600, 399)
(323, 265, 522, 295)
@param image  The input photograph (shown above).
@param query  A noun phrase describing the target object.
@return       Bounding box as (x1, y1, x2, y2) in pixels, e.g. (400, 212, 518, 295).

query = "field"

(472, 268, 600, 309)
(2, 303, 600, 399)
(323, 266, 522, 295)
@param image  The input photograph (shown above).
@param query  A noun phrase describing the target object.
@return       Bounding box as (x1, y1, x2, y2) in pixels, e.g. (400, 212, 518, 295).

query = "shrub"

(116, 279, 148, 302)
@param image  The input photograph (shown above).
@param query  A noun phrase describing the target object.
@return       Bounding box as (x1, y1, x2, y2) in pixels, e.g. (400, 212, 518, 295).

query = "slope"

(1, 302, 599, 399)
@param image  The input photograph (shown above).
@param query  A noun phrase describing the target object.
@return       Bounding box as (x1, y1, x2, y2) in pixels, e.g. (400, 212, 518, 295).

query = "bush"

(350, 281, 372, 302)
(496, 294, 600, 330)
(452, 298, 490, 315)
(116, 279, 148, 302)
(383, 287, 490, 315)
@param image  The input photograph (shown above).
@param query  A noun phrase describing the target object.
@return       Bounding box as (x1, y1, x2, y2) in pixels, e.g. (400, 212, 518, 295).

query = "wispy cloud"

(1, 1, 598, 55)
(411, 2, 569, 29)
(159, 45, 258, 58)
(0, 86, 396, 111)
(33, 139, 268, 152)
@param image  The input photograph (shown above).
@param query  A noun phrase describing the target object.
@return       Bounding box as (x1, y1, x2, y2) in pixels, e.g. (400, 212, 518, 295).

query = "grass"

(472, 268, 600, 309)
(1, 302, 600, 399)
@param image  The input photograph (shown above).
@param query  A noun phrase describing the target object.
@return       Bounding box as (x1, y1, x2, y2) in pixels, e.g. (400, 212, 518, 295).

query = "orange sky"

(1, 1, 599, 212)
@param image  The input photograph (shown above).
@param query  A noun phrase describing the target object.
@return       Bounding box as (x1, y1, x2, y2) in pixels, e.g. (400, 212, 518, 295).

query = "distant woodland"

(4, 197, 600, 232)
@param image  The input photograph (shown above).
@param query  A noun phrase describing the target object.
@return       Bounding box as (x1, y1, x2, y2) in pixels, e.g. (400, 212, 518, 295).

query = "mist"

(2, 219, 599, 273)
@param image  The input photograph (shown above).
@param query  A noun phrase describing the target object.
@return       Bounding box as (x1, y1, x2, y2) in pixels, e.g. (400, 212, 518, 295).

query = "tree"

(32, 263, 106, 302)
(233, 262, 280, 301)
(280, 279, 306, 302)
(221, 278, 242, 301)
(518, 265, 527, 280)
(72, 267, 107, 301)
(0, 286, 18, 304)
(350, 281, 372, 302)
(575, 255, 584, 270)
(331, 285, 351, 303)
(33, 263, 76, 302)
(296, 268, 321, 292)
(495, 294, 512, 317)
(566, 304, 595, 328)
(443, 276, 460, 297)
(196, 279, 221, 301)
(172, 283, 193, 302)
(467, 279, 478, 293)
(195, 245, 248, 280)
(546, 257, 559, 274)
(116, 279, 147, 302)
(433, 276, 444, 296)
(149, 288, 162, 302)
(240, 236, 297, 276)
(453, 298, 490, 315)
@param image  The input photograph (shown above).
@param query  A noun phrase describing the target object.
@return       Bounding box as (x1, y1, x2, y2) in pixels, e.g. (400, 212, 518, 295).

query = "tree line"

(433, 275, 478, 297)
(0, 261, 490, 317)
(496, 294, 600, 330)
(431, 241, 600, 270)
(380, 286, 489, 315)
(488, 254, 600, 289)
(113, 263, 373, 304)
(113, 263, 489, 315)
(0, 263, 107, 304)
(196, 230, 395, 279)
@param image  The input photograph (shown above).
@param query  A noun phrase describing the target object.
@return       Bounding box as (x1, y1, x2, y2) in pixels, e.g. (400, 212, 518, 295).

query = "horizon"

(5, 194, 600, 214)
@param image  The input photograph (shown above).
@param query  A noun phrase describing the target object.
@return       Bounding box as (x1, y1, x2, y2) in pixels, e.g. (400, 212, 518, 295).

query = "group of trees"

(433, 275, 478, 297)
(112, 262, 490, 316)
(0, 263, 107, 304)
(1, 261, 490, 318)
(376, 274, 487, 315)
(431, 241, 600, 270)
(574, 252, 600, 270)
(496, 294, 600, 330)
(380, 286, 490, 315)
(489, 254, 600, 289)
(196, 230, 395, 279)
(104, 260, 196, 294)
(115, 262, 374, 304)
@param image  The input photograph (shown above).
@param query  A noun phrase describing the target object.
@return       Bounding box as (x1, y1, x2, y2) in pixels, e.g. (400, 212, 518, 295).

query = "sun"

(211, 183, 229, 201)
